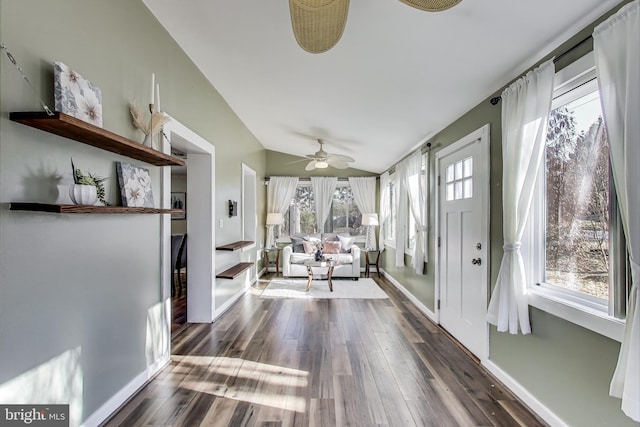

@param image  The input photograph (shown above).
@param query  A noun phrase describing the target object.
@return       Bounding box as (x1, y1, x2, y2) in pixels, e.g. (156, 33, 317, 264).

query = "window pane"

(545, 89, 609, 300)
(463, 178, 473, 199)
(446, 183, 454, 201)
(330, 186, 362, 235)
(446, 164, 454, 183)
(455, 161, 463, 180)
(463, 157, 473, 178)
(454, 181, 462, 200)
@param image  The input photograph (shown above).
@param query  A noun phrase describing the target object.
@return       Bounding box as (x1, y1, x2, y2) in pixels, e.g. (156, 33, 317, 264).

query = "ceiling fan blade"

(286, 158, 312, 165)
(328, 153, 354, 162)
(305, 160, 317, 171)
(305, 154, 318, 159)
(328, 159, 349, 169)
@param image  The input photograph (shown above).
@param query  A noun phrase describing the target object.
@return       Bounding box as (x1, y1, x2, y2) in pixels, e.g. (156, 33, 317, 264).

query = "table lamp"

(361, 213, 379, 250)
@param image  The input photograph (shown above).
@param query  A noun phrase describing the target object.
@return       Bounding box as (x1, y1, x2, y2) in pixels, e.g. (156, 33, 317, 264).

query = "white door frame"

(161, 118, 216, 326)
(434, 123, 490, 361)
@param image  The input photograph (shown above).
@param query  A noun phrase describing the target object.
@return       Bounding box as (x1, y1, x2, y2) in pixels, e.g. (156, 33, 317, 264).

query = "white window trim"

(523, 51, 625, 342)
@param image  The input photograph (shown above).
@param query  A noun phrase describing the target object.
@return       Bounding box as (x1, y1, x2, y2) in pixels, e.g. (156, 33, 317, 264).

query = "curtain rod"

(264, 177, 378, 182)
(489, 35, 593, 106)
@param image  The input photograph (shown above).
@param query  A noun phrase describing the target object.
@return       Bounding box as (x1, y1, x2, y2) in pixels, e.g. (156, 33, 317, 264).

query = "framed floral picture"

(171, 192, 186, 220)
(116, 162, 154, 208)
(54, 61, 103, 127)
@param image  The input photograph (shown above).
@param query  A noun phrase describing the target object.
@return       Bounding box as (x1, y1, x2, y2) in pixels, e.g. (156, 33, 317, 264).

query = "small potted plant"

(69, 159, 109, 205)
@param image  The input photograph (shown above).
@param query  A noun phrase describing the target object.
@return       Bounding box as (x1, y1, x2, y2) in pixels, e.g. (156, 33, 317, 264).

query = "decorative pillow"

(322, 233, 340, 242)
(302, 240, 317, 254)
(290, 237, 305, 253)
(323, 241, 341, 254)
(337, 235, 355, 253)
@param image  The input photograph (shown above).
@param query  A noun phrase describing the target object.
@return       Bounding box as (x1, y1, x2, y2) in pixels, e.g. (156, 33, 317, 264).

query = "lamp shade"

(266, 212, 283, 225)
(361, 213, 379, 226)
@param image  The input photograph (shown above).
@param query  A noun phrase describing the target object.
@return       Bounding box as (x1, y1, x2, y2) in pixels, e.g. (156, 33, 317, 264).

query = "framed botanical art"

(53, 61, 103, 127)
(116, 162, 154, 208)
(171, 192, 186, 220)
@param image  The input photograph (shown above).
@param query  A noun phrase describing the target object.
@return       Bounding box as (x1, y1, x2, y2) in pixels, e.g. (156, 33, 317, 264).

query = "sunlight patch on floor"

(173, 355, 308, 412)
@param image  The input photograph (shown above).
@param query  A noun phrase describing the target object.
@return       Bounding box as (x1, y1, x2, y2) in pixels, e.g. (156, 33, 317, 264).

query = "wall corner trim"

(482, 360, 569, 427)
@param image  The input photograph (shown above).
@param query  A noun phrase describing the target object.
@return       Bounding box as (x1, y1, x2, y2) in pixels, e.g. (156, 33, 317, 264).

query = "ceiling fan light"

(315, 160, 329, 168)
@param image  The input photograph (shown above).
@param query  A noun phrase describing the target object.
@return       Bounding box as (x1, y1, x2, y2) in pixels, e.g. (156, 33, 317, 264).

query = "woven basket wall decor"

(398, 0, 462, 12)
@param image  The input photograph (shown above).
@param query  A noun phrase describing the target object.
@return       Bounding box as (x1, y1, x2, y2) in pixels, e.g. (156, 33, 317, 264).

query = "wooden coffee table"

(303, 259, 337, 292)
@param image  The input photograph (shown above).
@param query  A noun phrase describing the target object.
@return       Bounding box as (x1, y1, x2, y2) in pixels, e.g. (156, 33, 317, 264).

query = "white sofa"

(282, 234, 360, 279)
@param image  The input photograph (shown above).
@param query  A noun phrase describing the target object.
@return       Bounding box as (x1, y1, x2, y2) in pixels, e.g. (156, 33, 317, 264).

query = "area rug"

(260, 277, 388, 299)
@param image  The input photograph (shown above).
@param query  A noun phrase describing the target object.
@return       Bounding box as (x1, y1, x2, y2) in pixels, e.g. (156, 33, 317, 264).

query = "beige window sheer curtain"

(266, 177, 299, 247)
(486, 59, 555, 335)
(594, 1, 640, 421)
(395, 161, 408, 267)
(404, 152, 428, 274)
(348, 177, 377, 249)
(311, 177, 338, 233)
(379, 172, 390, 252)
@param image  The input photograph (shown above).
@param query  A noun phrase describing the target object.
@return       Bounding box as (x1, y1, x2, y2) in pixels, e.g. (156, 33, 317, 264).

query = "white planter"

(69, 184, 97, 205)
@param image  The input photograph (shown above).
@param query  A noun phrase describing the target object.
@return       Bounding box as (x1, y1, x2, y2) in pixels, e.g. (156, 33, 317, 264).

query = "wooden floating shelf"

(216, 241, 254, 251)
(216, 262, 254, 279)
(9, 111, 185, 167)
(10, 203, 183, 215)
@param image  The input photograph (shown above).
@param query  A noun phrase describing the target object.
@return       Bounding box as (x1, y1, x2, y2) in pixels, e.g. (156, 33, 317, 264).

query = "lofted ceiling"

(144, 0, 622, 173)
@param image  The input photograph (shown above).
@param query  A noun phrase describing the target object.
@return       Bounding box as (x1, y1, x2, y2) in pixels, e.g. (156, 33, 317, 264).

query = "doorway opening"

(161, 119, 216, 348)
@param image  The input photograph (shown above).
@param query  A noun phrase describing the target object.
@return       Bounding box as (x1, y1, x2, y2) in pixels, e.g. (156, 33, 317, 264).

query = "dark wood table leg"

(375, 251, 381, 277)
(365, 251, 370, 278)
(264, 250, 270, 273)
(327, 266, 334, 292)
(275, 249, 280, 274)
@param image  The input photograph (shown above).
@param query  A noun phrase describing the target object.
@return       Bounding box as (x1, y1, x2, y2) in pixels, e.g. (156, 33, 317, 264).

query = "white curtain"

(379, 171, 390, 252)
(395, 160, 408, 267)
(349, 177, 377, 249)
(311, 177, 338, 233)
(594, 1, 640, 421)
(404, 151, 428, 274)
(486, 59, 555, 335)
(266, 176, 298, 247)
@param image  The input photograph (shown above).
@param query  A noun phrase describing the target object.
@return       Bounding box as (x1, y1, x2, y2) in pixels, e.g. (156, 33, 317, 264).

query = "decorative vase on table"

(69, 184, 97, 205)
(315, 249, 323, 261)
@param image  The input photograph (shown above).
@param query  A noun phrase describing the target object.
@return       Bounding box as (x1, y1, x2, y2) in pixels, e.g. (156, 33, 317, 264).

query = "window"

(279, 183, 364, 238)
(445, 157, 472, 201)
(525, 53, 629, 337)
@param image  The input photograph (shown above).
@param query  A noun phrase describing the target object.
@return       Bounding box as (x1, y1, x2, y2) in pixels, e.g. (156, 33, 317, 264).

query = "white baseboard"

(213, 286, 250, 322)
(382, 270, 437, 323)
(483, 360, 568, 427)
(81, 356, 170, 427)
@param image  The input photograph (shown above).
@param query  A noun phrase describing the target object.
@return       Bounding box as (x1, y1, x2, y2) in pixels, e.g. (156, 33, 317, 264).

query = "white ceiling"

(144, 0, 621, 174)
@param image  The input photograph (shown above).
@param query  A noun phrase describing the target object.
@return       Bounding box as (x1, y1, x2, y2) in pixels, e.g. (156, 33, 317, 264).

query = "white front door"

(436, 125, 490, 360)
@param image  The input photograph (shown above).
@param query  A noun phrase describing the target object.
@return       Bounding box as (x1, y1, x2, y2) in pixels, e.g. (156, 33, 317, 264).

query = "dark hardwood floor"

(103, 274, 547, 427)
(172, 271, 187, 334)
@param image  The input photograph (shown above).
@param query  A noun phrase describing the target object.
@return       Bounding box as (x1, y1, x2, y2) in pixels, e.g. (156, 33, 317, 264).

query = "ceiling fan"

(303, 139, 355, 170)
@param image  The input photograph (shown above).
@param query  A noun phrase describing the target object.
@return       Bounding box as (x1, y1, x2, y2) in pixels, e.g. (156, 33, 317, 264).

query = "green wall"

(0, 0, 265, 424)
(266, 149, 377, 178)
(376, 1, 638, 426)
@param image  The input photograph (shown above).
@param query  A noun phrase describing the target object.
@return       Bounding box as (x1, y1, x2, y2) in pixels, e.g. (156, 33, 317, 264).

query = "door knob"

(472, 258, 482, 265)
